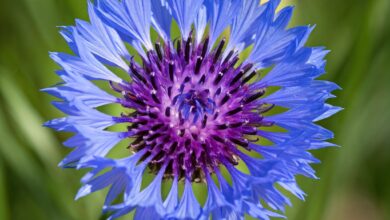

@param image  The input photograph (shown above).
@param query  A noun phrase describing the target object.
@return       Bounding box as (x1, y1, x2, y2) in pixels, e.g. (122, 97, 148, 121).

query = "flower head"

(44, 0, 341, 219)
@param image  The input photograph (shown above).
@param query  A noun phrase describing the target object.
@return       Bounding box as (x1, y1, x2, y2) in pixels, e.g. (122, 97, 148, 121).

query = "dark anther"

(215, 87, 222, 96)
(183, 76, 191, 84)
(185, 139, 191, 147)
(179, 129, 185, 137)
(148, 112, 158, 119)
(198, 75, 206, 84)
(229, 86, 240, 95)
(258, 104, 275, 113)
(230, 71, 245, 86)
(230, 138, 249, 148)
(151, 123, 164, 131)
(242, 63, 254, 74)
(129, 136, 143, 147)
(169, 61, 175, 82)
(228, 56, 239, 69)
(243, 129, 257, 135)
(220, 94, 230, 106)
(185, 40, 192, 63)
(165, 107, 171, 117)
(213, 112, 219, 120)
(128, 122, 139, 129)
(226, 106, 243, 116)
(229, 122, 243, 128)
(169, 142, 178, 153)
(176, 39, 182, 54)
(212, 135, 225, 143)
(150, 73, 158, 90)
(194, 56, 203, 75)
(201, 37, 209, 58)
(213, 38, 226, 63)
(130, 63, 147, 84)
(201, 115, 208, 128)
(147, 133, 162, 141)
(242, 71, 257, 85)
(191, 133, 198, 140)
(151, 93, 161, 104)
(213, 72, 224, 85)
(216, 124, 228, 130)
(223, 50, 234, 64)
(136, 130, 149, 137)
(155, 42, 163, 61)
(137, 120, 148, 125)
(167, 86, 172, 98)
(124, 92, 146, 107)
(244, 90, 266, 104)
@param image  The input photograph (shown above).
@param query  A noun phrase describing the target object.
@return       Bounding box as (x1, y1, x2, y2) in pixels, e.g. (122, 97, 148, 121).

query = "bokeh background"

(0, 0, 389, 219)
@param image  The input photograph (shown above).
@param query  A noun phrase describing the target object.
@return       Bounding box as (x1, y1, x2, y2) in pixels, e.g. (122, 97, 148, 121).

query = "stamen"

(244, 90, 266, 104)
(242, 71, 257, 85)
(155, 42, 163, 60)
(194, 56, 203, 75)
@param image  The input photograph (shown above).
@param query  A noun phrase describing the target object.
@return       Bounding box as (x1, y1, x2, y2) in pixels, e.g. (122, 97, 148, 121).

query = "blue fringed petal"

(166, 0, 204, 39)
(169, 179, 201, 219)
(43, 101, 116, 132)
(151, 0, 172, 42)
(204, 0, 241, 47)
(60, 126, 128, 167)
(226, 0, 273, 53)
(95, 0, 153, 50)
(50, 50, 122, 83)
(194, 5, 207, 44)
(42, 72, 117, 108)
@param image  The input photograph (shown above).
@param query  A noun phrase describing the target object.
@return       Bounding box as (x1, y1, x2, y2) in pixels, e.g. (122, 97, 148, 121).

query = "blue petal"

(44, 101, 116, 131)
(60, 126, 127, 167)
(261, 80, 340, 108)
(166, 0, 204, 39)
(253, 48, 317, 88)
(194, 5, 207, 44)
(202, 172, 230, 218)
(50, 49, 122, 83)
(59, 26, 78, 54)
(278, 181, 306, 200)
(169, 179, 201, 219)
(134, 207, 161, 220)
(72, 2, 130, 70)
(130, 165, 167, 216)
(76, 167, 123, 200)
(249, 6, 307, 68)
(42, 71, 117, 108)
(151, 0, 172, 41)
(226, 0, 271, 53)
(96, 0, 153, 50)
(204, 0, 241, 47)
(163, 177, 179, 214)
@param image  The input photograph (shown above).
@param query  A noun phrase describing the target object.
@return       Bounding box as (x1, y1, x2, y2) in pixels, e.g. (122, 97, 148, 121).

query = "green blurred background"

(0, 0, 389, 219)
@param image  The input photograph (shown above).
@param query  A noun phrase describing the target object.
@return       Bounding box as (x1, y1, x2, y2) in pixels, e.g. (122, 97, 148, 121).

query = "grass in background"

(0, 0, 389, 219)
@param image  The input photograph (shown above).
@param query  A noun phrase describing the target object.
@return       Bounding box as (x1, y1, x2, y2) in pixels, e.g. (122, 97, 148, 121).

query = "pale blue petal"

(44, 101, 116, 131)
(60, 126, 127, 167)
(169, 179, 201, 219)
(151, 0, 172, 41)
(226, 0, 271, 53)
(166, 0, 204, 39)
(42, 71, 117, 108)
(96, 0, 153, 50)
(50, 47, 122, 83)
(204, 0, 241, 47)
(163, 177, 179, 214)
(194, 5, 207, 44)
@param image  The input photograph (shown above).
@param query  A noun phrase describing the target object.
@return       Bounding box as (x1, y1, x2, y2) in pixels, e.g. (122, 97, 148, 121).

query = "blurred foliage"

(0, 0, 389, 219)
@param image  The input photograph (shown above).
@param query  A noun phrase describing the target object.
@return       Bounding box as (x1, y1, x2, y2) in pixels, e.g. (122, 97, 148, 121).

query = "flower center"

(113, 33, 272, 182)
